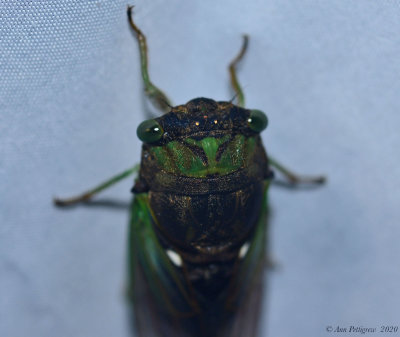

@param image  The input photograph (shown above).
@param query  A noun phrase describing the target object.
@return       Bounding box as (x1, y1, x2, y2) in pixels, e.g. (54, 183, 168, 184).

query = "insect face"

(137, 98, 268, 178)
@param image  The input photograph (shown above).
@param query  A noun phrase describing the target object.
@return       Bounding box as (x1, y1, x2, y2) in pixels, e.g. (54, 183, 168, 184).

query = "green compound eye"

(247, 109, 268, 132)
(137, 119, 164, 143)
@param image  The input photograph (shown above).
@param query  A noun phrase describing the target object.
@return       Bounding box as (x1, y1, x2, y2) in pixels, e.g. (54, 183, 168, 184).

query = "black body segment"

(149, 182, 264, 256)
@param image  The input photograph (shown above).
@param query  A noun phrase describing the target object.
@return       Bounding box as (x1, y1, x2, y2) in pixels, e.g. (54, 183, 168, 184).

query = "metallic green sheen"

(150, 135, 257, 177)
(128, 194, 197, 329)
(137, 119, 164, 143)
(248, 110, 268, 132)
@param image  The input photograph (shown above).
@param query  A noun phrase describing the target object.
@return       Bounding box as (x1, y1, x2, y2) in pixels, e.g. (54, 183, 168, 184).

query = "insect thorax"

(134, 97, 269, 255)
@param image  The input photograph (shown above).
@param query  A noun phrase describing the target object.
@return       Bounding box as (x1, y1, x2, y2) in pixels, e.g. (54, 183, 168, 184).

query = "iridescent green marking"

(150, 135, 257, 177)
(168, 141, 204, 174)
(185, 135, 231, 168)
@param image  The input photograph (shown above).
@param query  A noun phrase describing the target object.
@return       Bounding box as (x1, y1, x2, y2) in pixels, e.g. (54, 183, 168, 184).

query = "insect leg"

(228, 35, 249, 108)
(269, 157, 326, 185)
(127, 6, 172, 113)
(54, 165, 139, 206)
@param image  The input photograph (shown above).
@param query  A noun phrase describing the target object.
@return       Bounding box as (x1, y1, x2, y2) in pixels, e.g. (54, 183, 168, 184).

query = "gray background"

(1, 1, 400, 336)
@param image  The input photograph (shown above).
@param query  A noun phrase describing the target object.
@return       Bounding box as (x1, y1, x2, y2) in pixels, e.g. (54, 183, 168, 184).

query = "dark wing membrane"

(130, 261, 187, 337)
(129, 263, 162, 337)
(228, 261, 267, 337)
(221, 187, 269, 337)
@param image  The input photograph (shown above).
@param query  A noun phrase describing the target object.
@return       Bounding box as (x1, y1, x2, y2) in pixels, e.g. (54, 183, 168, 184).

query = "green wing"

(128, 194, 199, 337)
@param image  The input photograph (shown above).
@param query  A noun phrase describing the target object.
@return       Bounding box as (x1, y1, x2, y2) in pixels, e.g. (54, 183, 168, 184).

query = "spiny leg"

(229, 35, 249, 108)
(269, 157, 326, 185)
(54, 165, 139, 206)
(127, 6, 172, 113)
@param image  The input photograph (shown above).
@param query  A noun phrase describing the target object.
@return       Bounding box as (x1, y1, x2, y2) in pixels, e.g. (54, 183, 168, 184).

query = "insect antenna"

(228, 35, 249, 108)
(127, 6, 173, 114)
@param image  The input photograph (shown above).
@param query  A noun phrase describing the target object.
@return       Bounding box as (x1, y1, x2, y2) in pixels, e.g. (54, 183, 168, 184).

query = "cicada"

(55, 7, 325, 337)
